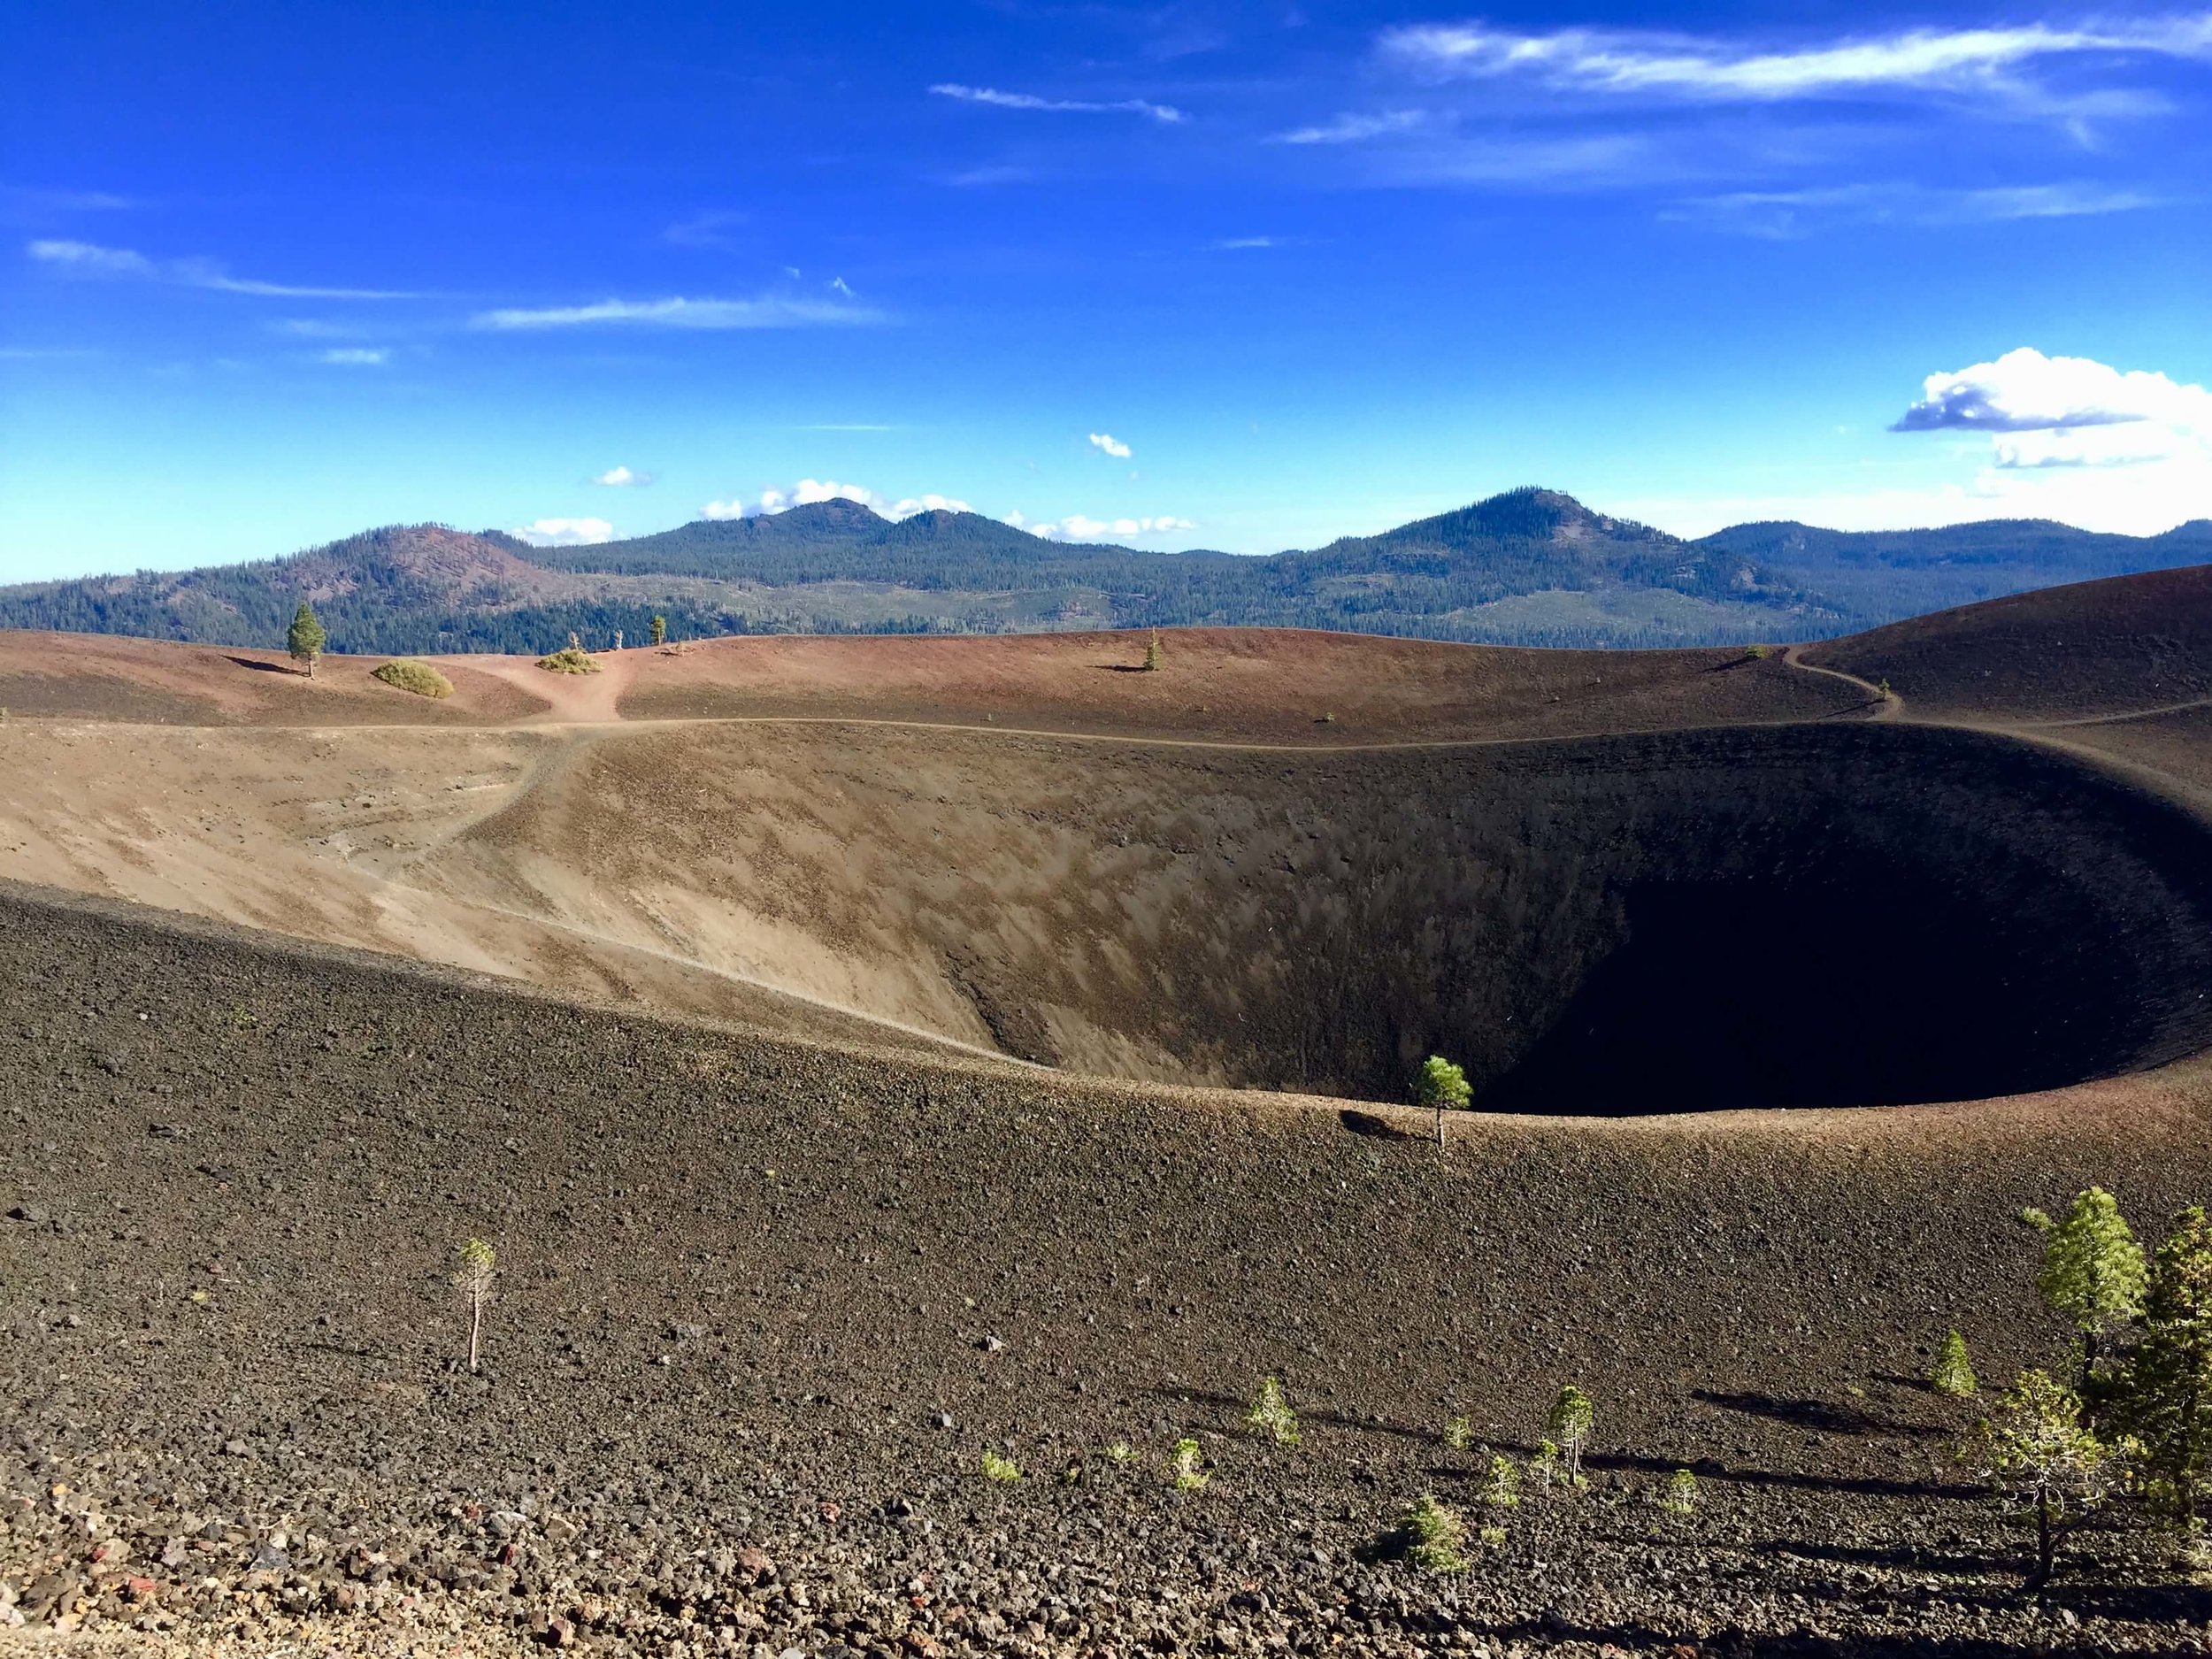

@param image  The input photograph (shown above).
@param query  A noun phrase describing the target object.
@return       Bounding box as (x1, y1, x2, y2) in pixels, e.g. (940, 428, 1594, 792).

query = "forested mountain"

(4, 488, 2208, 656)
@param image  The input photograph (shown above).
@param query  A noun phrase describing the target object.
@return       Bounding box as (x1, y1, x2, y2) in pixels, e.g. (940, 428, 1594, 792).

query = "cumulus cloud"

(1379, 16, 2212, 102)
(1893, 347, 2212, 435)
(511, 518, 616, 547)
(1028, 513, 1197, 541)
(28, 238, 422, 299)
(591, 466, 654, 487)
(1087, 432, 1133, 459)
(700, 480, 971, 522)
(318, 348, 388, 366)
(471, 296, 884, 330)
(929, 83, 1187, 123)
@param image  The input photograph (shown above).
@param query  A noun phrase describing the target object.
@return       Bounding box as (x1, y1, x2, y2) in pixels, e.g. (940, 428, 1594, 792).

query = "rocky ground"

(6, 883, 2212, 1655)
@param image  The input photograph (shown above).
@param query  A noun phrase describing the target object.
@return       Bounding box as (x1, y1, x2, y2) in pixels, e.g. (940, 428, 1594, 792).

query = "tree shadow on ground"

(1694, 1387, 1950, 1440)
(226, 657, 294, 675)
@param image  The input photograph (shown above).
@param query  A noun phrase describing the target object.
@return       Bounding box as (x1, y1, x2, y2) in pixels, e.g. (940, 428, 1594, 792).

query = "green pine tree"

(649, 614, 667, 646)
(2114, 1206, 2212, 1524)
(1967, 1369, 2120, 1591)
(287, 602, 326, 678)
(1932, 1330, 1979, 1397)
(1546, 1385, 1594, 1485)
(1143, 629, 1164, 672)
(1415, 1055, 1471, 1144)
(2030, 1187, 2147, 1394)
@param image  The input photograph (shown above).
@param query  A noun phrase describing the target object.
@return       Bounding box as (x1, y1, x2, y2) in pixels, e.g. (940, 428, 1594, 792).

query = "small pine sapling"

(1415, 1055, 1472, 1145)
(1143, 629, 1164, 672)
(1481, 1454, 1522, 1511)
(1657, 1469, 1700, 1518)
(1531, 1439, 1562, 1495)
(1171, 1438, 1209, 1492)
(2030, 1187, 2147, 1396)
(1107, 1441, 1137, 1464)
(1932, 1331, 1979, 1398)
(1246, 1377, 1300, 1448)
(287, 602, 326, 679)
(649, 614, 667, 647)
(1442, 1414, 1474, 1461)
(1546, 1385, 1595, 1486)
(1968, 1369, 2121, 1592)
(980, 1449, 1022, 1485)
(1396, 1494, 1468, 1571)
(453, 1238, 495, 1373)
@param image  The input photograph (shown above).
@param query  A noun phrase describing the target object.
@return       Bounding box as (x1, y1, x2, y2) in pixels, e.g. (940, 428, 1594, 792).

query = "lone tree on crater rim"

(286, 602, 326, 678)
(1416, 1055, 1471, 1144)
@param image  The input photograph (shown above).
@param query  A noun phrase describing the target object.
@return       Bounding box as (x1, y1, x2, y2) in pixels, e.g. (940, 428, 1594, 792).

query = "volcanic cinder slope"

(7, 586, 2212, 1655)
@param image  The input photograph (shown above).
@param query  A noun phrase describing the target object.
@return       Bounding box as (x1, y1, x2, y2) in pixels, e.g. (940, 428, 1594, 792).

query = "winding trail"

(1782, 644, 1901, 719)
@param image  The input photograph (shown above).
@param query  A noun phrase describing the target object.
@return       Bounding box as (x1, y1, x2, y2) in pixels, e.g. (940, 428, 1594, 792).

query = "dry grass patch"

(371, 659, 454, 698)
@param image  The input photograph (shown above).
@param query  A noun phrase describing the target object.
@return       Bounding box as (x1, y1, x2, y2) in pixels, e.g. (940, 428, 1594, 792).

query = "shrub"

(1415, 1055, 1472, 1143)
(371, 659, 454, 699)
(537, 632, 602, 674)
(1442, 1414, 1473, 1456)
(1107, 1441, 1136, 1464)
(1932, 1331, 1979, 1398)
(287, 602, 326, 679)
(649, 614, 667, 647)
(980, 1449, 1021, 1485)
(1478, 1525, 1507, 1550)
(1657, 1469, 1700, 1517)
(1546, 1385, 1595, 1484)
(452, 1238, 495, 1373)
(1246, 1377, 1300, 1448)
(2031, 1187, 2147, 1393)
(1170, 1438, 1209, 1492)
(1745, 643, 1771, 660)
(1143, 629, 1164, 672)
(1530, 1439, 1562, 1494)
(1395, 1494, 1468, 1571)
(1967, 1369, 2121, 1590)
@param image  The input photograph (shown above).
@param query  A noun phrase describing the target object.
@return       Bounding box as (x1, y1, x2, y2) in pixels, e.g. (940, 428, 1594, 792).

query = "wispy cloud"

(929, 83, 1187, 123)
(663, 209, 746, 249)
(318, 348, 388, 366)
(1211, 235, 1283, 250)
(0, 185, 133, 220)
(1088, 432, 1133, 459)
(511, 517, 616, 547)
(933, 164, 1041, 188)
(470, 295, 885, 330)
(1379, 16, 2212, 103)
(591, 466, 654, 487)
(1671, 180, 2166, 237)
(28, 238, 424, 299)
(1272, 110, 1428, 145)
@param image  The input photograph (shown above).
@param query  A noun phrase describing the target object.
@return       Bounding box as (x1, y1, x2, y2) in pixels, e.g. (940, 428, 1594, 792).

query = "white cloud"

(470, 296, 884, 330)
(663, 209, 746, 249)
(1672, 181, 2163, 237)
(1893, 347, 2212, 434)
(1273, 110, 1429, 145)
(1029, 513, 1197, 541)
(28, 238, 422, 299)
(591, 466, 654, 487)
(1379, 16, 2212, 102)
(700, 480, 971, 522)
(829, 276, 855, 297)
(929, 83, 1187, 123)
(511, 517, 616, 547)
(318, 348, 388, 366)
(1211, 235, 1281, 250)
(1087, 432, 1133, 459)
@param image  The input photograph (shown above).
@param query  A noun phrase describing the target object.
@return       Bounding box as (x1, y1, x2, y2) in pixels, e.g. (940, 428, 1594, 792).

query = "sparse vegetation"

(1657, 1468, 1701, 1517)
(1442, 1413, 1473, 1457)
(1968, 1369, 2122, 1591)
(371, 659, 453, 699)
(1245, 1376, 1300, 1447)
(2029, 1187, 2147, 1396)
(286, 602, 325, 678)
(1546, 1385, 1594, 1485)
(1933, 1330, 1980, 1398)
(1481, 1454, 1522, 1511)
(980, 1449, 1022, 1485)
(1170, 1437, 1209, 1492)
(1745, 643, 1771, 660)
(537, 632, 602, 674)
(452, 1238, 495, 1373)
(1394, 1494, 1468, 1571)
(649, 614, 667, 646)
(1142, 629, 1163, 672)
(1415, 1054, 1472, 1144)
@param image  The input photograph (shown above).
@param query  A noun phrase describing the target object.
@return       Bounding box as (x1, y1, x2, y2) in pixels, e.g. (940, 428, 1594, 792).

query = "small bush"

(1442, 1414, 1473, 1455)
(980, 1449, 1021, 1485)
(1745, 643, 1771, 660)
(372, 659, 454, 699)
(537, 632, 602, 674)
(1246, 1377, 1300, 1447)
(1394, 1494, 1468, 1571)
(1143, 629, 1164, 672)
(1657, 1469, 1700, 1517)
(1932, 1330, 1979, 1398)
(1170, 1438, 1209, 1492)
(1107, 1441, 1137, 1464)
(1478, 1524, 1508, 1550)
(1481, 1454, 1522, 1510)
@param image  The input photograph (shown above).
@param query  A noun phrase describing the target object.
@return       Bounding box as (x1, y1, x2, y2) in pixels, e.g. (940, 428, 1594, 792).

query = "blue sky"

(3, 1, 2209, 580)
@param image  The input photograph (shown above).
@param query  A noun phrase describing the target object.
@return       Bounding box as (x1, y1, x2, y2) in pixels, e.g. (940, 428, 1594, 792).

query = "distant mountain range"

(5, 488, 2208, 654)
